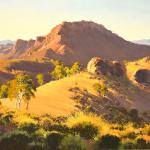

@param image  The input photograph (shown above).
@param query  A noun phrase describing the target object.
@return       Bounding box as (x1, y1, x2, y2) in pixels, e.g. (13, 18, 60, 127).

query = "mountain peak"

(0, 21, 150, 64)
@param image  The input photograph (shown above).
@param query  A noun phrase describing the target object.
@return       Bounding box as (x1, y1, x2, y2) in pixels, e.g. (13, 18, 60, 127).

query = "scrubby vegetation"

(0, 110, 149, 150)
(51, 62, 80, 80)
(36, 73, 44, 86)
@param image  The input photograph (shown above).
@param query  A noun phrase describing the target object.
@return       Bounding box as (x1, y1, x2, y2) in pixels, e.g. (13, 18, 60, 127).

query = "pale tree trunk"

(16, 92, 23, 109)
(26, 101, 29, 110)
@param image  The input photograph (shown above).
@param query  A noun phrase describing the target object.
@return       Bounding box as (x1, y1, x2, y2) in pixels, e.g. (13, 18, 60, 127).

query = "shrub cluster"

(0, 111, 149, 150)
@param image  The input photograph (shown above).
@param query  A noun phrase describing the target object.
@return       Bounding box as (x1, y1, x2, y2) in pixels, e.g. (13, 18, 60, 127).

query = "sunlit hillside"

(2, 72, 98, 116)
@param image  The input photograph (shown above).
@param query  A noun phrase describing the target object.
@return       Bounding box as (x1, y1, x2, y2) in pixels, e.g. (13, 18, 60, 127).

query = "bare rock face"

(87, 57, 110, 75)
(134, 69, 150, 85)
(112, 61, 125, 77)
(34, 36, 45, 48)
(27, 39, 35, 48)
(87, 57, 125, 77)
(14, 39, 28, 52)
(36, 36, 45, 43)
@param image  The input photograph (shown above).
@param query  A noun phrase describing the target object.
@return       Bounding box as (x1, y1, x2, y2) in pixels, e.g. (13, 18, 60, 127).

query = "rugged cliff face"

(21, 21, 150, 64)
(0, 21, 150, 64)
(13, 39, 28, 53)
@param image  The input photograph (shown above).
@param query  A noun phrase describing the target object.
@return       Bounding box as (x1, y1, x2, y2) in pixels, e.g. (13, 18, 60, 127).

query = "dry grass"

(126, 57, 150, 79)
(1, 72, 98, 116)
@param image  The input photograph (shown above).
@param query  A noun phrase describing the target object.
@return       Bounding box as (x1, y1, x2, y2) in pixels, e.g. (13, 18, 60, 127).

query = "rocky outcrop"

(13, 39, 28, 52)
(87, 57, 125, 77)
(27, 39, 35, 48)
(36, 36, 45, 43)
(134, 69, 150, 85)
(34, 36, 45, 48)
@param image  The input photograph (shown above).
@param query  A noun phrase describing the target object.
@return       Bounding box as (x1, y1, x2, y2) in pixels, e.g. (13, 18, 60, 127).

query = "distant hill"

(0, 40, 14, 45)
(134, 39, 150, 45)
(0, 21, 150, 65)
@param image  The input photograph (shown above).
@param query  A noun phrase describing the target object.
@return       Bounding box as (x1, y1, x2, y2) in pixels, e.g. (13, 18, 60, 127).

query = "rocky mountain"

(134, 39, 150, 45)
(0, 21, 150, 65)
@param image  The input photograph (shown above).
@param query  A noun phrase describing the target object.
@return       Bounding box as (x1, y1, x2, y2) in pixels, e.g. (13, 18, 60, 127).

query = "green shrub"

(27, 142, 44, 150)
(122, 141, 136, 149)
(51, 62, 81, 80)
(123, 132, 137, 140)
(19, 123, 39, 134)
(0, 132, 31, 150)
(46, 131, 64, 150)
(0, 111, 14, 126)
(72, 122, 98, 139)
(36, 73, 44, 86)
(93, 82, 108, 97)
(0, 84, 8, 98)
(94, 134, 121, 150)
(59, 134, 86, 150)
(49, 124, 70, 133)
(135, 138, 148, 149)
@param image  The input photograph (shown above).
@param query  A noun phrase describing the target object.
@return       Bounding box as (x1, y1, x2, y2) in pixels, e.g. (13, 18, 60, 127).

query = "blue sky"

(0, 0, 150, 40)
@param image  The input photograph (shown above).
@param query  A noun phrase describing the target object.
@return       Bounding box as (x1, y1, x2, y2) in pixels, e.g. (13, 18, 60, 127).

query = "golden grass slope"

(2, 73, 98, 116)
(126, 57, 150, 79)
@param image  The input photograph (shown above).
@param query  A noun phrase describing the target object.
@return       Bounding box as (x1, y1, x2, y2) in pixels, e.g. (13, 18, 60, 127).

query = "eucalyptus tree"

(8, 74, 36, 110)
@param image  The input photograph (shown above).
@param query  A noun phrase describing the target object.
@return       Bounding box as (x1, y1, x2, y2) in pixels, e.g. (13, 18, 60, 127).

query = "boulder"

(87, 57, 125, 77)
(134, 69, 150, 85)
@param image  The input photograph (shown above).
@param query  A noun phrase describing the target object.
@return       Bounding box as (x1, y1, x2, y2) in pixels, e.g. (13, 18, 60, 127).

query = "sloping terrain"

(0, 59, 54, 84)
(126, 57, 150, 79)
(1, 73, 98, 116)
(1, 64, 150, 116)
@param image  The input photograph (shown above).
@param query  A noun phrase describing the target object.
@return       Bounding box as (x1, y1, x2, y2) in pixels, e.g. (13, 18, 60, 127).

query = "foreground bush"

(94, 134, 121, 150)
(136, 138, 150, 149)
(0, 132, 31, 150)
(122, 138, 150, 149)
(19, 123, 39, 134)
(59, 134, 86, 150)
(122, 141, 136, 149)
(27, 142, 44, 150)
(46, 131, 64, 150)
(72, 122, 98, 139)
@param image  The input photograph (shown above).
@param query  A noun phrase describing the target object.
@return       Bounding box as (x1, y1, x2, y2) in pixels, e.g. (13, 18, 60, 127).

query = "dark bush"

(19, 123, 39, 134)
(122, 141, 136, 149)
(94, 134, 121, 150)
(27, 142, 44, 150)
(59, 134, 86, 150)
(129, 108, 140, 122)
(136, 138, 148, 149)
(123, 132, 137, 140)
(72, 122, 98, 139)
(46, 131, 64, 150)
(0, 132, 31, 150)
(49, 124, 70, 133)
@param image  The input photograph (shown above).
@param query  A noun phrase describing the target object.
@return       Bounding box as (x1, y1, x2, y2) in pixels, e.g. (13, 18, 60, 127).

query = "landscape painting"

(0, 0, 150, 149)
